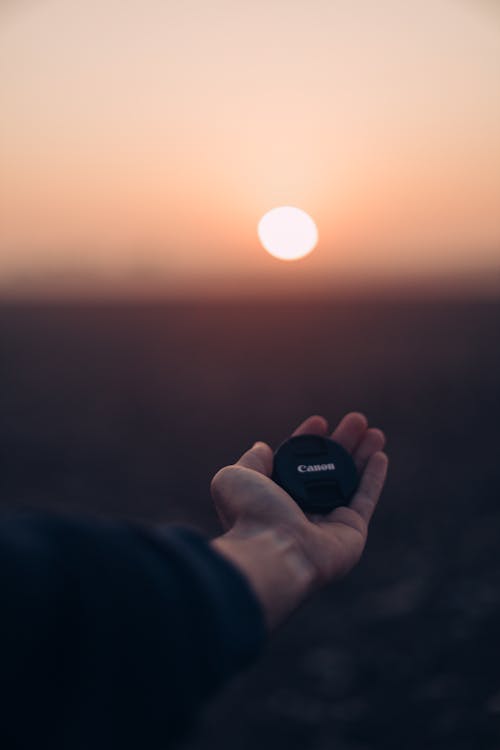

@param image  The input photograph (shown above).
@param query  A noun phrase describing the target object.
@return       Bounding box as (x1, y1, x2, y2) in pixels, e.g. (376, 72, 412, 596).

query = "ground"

(1, 296, 499, 748)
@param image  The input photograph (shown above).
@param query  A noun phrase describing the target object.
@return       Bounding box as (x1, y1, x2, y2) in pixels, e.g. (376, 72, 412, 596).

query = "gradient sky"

(1, 0, 499, 292)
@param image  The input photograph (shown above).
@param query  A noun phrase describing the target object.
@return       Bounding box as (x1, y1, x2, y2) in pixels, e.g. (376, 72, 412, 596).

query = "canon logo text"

(297, 463, 336, 473)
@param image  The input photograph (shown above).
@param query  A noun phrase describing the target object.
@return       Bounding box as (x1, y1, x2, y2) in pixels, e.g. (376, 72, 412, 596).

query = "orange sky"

(1, 0, 499, 294)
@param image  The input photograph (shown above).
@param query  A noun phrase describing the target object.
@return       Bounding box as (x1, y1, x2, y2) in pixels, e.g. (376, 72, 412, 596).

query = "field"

(1, 296, 500, 749)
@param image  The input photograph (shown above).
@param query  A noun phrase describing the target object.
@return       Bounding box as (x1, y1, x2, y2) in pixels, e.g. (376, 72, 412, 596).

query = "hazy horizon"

(1, 261, 500, 301)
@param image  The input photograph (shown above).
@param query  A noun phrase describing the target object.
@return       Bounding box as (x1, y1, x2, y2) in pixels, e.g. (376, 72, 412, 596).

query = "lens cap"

(272, 434, 359, 514)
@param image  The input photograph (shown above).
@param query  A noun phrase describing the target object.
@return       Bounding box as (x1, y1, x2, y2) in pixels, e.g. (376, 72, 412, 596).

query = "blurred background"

(1, 1, 500, 747)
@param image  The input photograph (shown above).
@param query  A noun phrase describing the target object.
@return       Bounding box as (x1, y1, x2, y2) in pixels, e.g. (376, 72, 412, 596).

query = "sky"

(1, 0, 499, 295)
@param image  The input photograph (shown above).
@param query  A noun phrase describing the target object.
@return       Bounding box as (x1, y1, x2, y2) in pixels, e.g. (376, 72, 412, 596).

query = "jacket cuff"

(149, 524, 267, 684)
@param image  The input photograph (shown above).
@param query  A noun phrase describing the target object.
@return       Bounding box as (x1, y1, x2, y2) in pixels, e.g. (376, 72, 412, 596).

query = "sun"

(257, 206, 318, 261)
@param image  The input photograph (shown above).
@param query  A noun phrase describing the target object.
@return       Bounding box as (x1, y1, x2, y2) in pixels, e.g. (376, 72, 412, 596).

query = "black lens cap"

(272, 434, 359, 514)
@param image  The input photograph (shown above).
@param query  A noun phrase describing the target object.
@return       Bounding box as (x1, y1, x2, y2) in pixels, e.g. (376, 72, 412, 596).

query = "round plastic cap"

(272, 434, 359, 514)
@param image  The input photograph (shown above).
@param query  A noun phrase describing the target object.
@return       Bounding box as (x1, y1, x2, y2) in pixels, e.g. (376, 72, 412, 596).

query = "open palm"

(211, 413, 388, 585)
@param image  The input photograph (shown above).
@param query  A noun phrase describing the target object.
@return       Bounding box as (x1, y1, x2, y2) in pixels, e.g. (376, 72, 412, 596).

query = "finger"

(353, 428, 386, 472)
(291, 414, 329, 437)
(331, 412, 368, 453)
(236, 441, 273, 476)
(349, 451, 389, 524)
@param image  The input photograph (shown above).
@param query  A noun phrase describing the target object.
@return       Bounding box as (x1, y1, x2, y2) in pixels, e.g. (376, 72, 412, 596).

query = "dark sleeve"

(0, 513, 266, 750)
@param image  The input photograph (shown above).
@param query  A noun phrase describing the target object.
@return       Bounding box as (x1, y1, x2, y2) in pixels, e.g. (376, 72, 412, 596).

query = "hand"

(210, 413, 388, 630)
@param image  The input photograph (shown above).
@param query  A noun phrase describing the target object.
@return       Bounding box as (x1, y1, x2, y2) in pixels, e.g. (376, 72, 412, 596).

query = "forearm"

(211, 526, 319, 631)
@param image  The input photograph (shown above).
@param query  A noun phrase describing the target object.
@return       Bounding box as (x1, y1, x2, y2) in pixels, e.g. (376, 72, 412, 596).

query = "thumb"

(236, 441, 274, 476)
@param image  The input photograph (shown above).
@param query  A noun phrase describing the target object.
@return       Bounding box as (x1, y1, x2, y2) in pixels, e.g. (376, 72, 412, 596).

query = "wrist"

(211, 526, 319, 632)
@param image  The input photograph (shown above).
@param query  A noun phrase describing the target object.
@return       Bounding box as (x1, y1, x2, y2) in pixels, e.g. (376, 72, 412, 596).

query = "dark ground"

(1, 296, 500, 749)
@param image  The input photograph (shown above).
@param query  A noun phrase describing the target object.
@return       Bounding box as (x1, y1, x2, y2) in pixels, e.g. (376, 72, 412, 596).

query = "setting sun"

(257, 207, 318, 262)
